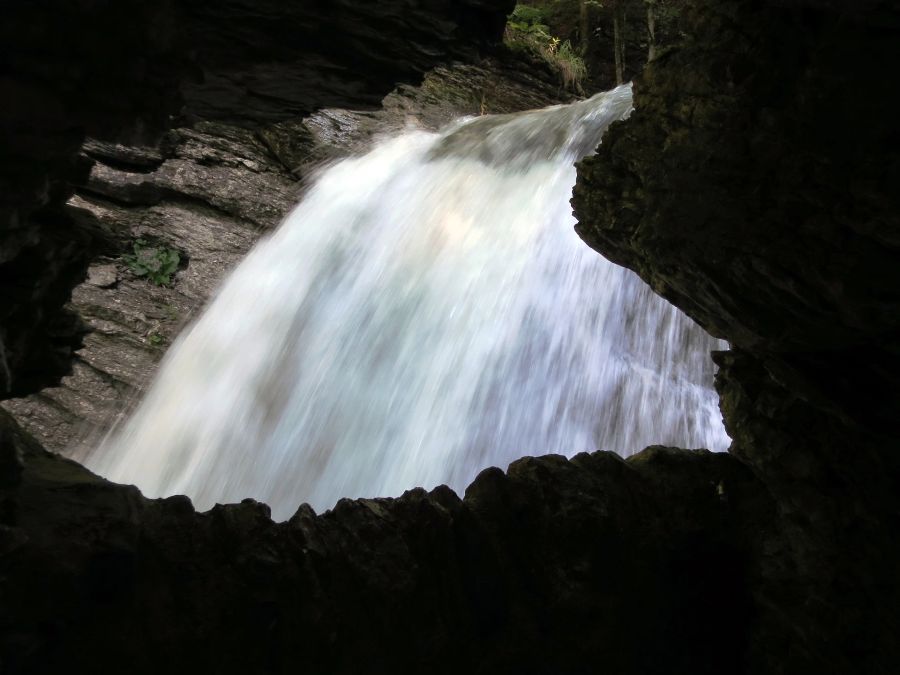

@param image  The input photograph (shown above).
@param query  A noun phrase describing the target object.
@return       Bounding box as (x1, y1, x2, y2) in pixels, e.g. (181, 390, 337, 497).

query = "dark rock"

(0, 407, 767, 674)
(573, 0, 900, 426)
(177, 0, 517, 124)
(81, 140, 166, 172)
(573, 0, 900, 670)
(0, 206, 94, 398)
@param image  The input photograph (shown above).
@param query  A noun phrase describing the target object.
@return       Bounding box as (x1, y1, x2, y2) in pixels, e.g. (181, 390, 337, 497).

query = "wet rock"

(573, 0, 900, 670)
(573, 0, 900, 419)
(259, 53, 573, 178)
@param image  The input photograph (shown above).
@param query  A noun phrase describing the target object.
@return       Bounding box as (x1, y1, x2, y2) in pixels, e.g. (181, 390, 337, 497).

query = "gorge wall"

(1, 0, 898, 673)
(573, 0, 900, 670)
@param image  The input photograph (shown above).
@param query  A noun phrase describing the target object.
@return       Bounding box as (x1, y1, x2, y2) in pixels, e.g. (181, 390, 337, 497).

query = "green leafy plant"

(509, 4, 546, 24)
(123, 239, 181, 286)
(147, 332, 165, 347)
(507, 4, 551, 32)
(506, 4, 553, 43)
(505, 4, 588, 92)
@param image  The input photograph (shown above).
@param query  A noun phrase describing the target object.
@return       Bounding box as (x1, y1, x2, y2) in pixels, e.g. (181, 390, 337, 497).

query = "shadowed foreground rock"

(0, 408, 766, 674)
(574, 0, 900, 671)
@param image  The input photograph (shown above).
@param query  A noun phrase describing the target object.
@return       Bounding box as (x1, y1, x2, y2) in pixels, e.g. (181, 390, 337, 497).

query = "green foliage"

(147, 332, 165, 347)
(123, 239, 180, 286)
(508, 4, 549, 28)
(505, 4, 588, 92)
(507, 4, 553, 43)
(555, 39, 588, 90)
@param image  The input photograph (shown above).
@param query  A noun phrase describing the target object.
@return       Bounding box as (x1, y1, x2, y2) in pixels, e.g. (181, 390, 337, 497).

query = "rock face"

(573, 0, 900, 671)
(0, 407, 768, 675)
(574, 0, 900, 402)
(0, 0, 515, 401)
(177, 0, 517, 123)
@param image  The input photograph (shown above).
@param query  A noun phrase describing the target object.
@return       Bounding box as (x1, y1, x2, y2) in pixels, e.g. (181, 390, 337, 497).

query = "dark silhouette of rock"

(574, 0, 900, 671)
(0, 407, 765, 674)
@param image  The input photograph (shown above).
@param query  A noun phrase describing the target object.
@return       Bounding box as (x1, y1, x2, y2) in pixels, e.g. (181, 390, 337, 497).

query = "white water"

(87, 85, 729, 520)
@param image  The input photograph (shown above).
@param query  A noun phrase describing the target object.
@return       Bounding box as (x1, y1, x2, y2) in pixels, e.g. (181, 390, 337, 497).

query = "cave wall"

(573, 0, 900, 422)
(573, 0, 900, 671)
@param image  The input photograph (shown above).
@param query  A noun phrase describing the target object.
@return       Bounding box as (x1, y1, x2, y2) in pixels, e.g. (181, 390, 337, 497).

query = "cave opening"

(74, 85, 730, 520)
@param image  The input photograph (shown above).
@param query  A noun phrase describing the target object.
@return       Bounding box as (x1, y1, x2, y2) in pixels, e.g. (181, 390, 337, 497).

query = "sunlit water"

(86, 84, 730, 520)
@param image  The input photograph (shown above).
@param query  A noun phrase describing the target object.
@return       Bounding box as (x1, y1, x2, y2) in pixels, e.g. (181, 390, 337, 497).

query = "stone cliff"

(574, 0, 900, 671)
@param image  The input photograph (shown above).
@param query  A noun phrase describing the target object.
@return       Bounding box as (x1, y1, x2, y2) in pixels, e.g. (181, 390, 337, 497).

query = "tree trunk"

(579, 0, 590, 55)
(613, 1, 626, 84)
(647, 0, 658, 61)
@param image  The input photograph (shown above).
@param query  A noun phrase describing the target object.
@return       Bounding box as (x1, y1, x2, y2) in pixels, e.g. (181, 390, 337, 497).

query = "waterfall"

(86, 84, 730, 520)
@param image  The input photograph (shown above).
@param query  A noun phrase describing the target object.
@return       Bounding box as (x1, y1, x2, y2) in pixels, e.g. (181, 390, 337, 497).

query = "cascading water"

(86, 84, 730, 520)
